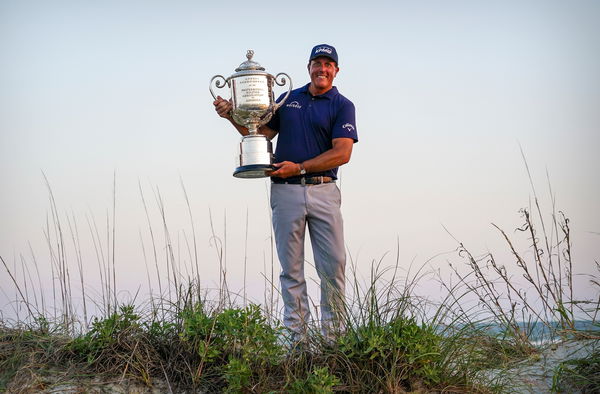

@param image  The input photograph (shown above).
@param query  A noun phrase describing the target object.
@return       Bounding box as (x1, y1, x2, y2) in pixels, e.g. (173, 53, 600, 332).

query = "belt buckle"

(301, 177, 306, 186)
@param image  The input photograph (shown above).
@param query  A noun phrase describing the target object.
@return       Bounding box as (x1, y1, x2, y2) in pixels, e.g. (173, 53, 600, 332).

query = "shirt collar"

(301, 83, 338, 99)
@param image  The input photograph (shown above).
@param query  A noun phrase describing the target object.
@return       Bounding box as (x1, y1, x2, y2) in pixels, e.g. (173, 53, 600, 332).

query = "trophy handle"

(209, 75, 229, 100)
(272, 72, 293, 111)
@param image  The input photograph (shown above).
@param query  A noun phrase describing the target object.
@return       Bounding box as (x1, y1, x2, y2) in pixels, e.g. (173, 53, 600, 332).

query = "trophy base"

(234, 134, 274, 179)
(233, 164, 274, 179)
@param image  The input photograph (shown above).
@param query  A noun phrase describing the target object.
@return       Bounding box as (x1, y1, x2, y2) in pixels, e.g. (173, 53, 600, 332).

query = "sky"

(1, 0, 599, 322)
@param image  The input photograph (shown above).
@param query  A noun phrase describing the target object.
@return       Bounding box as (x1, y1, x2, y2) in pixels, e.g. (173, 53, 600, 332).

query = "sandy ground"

(488, 339, 598, 393)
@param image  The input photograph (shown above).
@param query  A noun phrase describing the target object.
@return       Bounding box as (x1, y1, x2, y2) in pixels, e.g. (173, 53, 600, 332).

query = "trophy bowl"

(210, 50, 292, 178)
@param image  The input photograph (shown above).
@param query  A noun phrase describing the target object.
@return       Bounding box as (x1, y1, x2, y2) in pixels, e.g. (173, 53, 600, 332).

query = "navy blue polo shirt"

(267, 83, 358, 181)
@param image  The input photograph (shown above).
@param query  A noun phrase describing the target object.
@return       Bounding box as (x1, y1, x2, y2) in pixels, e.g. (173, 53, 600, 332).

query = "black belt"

(272, 176, 335, 185)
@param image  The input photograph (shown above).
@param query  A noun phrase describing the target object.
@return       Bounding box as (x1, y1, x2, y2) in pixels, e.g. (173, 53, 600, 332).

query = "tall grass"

(1, 173, 598, 392)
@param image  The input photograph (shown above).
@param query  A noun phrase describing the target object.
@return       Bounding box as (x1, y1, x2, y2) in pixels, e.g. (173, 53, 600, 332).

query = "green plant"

(224, 357, 252, 393)
(69, 304, 140, 363)
(338, 316, 442, 387)
(178, 303, 284, 390)
(289, 366, 340, 393)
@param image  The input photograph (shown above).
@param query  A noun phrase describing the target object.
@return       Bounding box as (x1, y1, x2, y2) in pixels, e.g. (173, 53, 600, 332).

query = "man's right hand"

(213, 96, 233, 120)
(269, 161, 301, 178)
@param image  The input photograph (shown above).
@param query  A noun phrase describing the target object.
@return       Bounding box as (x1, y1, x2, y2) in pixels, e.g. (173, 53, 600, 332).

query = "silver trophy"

(210, 50, 292, 178)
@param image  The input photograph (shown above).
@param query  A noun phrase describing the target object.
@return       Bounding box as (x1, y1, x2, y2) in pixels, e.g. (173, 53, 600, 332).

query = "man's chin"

(312, 81, 331, 90)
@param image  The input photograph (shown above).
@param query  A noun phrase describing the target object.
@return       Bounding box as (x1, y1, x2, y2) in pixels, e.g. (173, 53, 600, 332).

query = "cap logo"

(315, 46, 333, 55)
(342, 123, 355, 132)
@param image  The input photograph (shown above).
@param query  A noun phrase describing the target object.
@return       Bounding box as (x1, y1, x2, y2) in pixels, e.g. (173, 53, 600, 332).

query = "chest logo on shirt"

(342, 123, 355, 132)
(286, 101, 302, 109)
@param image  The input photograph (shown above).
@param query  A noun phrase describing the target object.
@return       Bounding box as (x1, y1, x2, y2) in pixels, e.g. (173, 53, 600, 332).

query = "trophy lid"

(235, 50, 266, 72)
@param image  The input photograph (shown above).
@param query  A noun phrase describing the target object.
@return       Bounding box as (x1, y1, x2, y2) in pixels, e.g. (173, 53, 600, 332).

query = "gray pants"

(270, 182, 346, 337)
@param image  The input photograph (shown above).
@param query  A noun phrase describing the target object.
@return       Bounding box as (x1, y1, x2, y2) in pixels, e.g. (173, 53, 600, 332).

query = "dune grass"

(1, 175, 599, 392)
(0, 279, 504, 392)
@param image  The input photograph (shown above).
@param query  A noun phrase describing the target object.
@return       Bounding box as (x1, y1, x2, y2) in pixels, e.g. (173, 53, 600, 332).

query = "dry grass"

(1, 169, 598, 392)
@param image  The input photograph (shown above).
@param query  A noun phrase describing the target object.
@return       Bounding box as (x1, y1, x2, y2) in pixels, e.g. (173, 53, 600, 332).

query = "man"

(213, 44, 358, 341)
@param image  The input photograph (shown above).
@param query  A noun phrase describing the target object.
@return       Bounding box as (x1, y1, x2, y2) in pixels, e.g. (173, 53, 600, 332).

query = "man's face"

(308, 56, 339, 92)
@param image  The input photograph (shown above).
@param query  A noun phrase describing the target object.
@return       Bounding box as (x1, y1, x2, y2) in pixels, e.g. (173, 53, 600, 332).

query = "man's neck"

(308, 83, 333, 96)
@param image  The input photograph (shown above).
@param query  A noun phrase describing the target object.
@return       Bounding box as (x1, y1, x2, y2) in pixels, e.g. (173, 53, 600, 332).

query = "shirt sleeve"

(332, 99, 358, 142)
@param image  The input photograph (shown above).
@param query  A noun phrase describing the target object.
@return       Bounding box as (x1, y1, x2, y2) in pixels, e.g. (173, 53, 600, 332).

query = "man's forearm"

(228, 119, 277, 140)
(228, 118, 249, 136)
(269, 139, 353, 178)
(258, 125, 277, 140)
(301, 138, 353, 173)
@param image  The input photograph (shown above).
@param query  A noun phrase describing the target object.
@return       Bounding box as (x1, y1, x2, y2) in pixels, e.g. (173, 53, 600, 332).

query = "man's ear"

(333, 66, 340, 78)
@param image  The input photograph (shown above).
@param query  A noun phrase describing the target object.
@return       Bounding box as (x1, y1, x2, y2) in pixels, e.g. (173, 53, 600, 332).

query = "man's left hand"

(268, 161, 300, 178)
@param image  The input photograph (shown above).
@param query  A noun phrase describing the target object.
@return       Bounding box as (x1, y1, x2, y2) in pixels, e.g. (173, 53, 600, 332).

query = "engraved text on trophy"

(231, 75, 272, 132)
